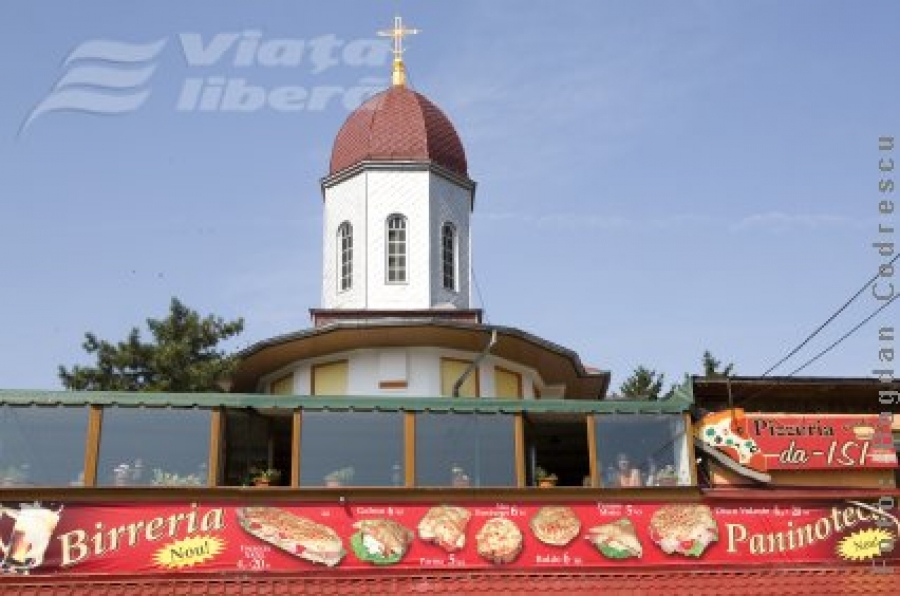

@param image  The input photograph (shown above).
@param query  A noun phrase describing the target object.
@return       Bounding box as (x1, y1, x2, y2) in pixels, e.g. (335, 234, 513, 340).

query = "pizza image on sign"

(236, 507, 345, 567)
(648, 504, 718, 558)
(475, 517, 524, 564)
(529, 506, 581, 547)
(696, 408, 768, 477)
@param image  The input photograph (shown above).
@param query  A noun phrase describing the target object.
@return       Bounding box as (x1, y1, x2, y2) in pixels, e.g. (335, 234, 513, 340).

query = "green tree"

(59, 298, 244, 391)
(618, 365, 667, 400)
(701, 350, 735, 378)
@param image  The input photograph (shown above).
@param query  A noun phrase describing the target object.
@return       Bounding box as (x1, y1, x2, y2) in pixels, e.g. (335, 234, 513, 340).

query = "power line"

(733, 293, 898, 408)
(788, 291, 898, 376)
(761, 251, 900, 377)
(732, 258, 899, 408)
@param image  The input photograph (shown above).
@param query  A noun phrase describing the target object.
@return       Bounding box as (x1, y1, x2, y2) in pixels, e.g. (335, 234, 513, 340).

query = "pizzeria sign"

(748, 413, 897, 470)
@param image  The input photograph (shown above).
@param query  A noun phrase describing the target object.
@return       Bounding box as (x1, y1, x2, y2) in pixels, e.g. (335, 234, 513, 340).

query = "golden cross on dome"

(378, 15, 419, 87)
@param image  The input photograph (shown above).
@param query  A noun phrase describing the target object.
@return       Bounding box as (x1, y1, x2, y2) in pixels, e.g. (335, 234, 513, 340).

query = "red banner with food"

(1, 498, 897, 577)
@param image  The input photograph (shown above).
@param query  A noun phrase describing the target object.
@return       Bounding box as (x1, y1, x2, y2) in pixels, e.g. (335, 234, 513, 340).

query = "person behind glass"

(614, 452, 642, 487)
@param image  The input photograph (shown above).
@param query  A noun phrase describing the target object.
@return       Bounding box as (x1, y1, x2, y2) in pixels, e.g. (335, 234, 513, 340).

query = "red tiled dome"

(329, 86, 468, 177)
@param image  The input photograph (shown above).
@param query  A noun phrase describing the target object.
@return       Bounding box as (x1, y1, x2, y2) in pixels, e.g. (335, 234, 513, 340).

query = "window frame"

(269, 373, 294, 395)
(413, 412, 517, 488)
(298, 410, 405, 487)
(440, 357, 480, 397)
(494, 366, 523, 399)
(441, 221, 456, 291)
(0, 404, 89, 487)
(386, 214, 408, 284)
(310, 360, 349, 396)
(337, 221, 353, 292)
(594, 413, 692, 488)
(94, 406, 213, 487)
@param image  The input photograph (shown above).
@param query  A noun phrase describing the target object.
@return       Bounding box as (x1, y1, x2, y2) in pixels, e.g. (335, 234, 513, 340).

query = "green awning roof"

(0, 389, 691, 414)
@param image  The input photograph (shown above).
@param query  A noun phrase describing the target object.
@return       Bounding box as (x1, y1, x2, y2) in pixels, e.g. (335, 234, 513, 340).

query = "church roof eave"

(320, 160, 476, 203)
(232, 320, 609, 398)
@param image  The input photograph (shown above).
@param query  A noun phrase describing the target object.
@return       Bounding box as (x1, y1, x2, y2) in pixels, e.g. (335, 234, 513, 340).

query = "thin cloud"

(648, 214, 717, 230)
(478, 212, 629, 230)
(478, 211, 717, 231)
(730, 212, 866, 233)
(480, 211, 867, 233)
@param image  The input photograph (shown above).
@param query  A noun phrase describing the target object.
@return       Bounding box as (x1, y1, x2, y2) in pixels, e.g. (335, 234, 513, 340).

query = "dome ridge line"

(329, 86, 468, 177)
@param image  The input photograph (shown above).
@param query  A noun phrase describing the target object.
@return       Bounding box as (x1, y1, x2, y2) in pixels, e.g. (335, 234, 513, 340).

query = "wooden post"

(207, 408, 224, 486)
(82, 405, 103, 487)
(292, 409, 302, 487)
(586, 413, 599, 487)
(514, 413, 526, 487)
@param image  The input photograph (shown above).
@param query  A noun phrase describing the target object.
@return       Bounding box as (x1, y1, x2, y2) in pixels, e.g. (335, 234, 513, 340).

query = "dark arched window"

(441, 222, 456, 291)
(338, 222, 352, 291)
(386, 215, 408, 283)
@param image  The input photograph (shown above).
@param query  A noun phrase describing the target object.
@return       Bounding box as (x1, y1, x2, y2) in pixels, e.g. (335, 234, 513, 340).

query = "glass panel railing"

(595, 414, 691, 487)
(0, 405, 87, 487)
(96, 407, 211, 487)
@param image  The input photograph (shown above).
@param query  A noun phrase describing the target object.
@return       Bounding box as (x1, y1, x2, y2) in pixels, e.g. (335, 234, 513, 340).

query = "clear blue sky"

(1, 1, 897, 391)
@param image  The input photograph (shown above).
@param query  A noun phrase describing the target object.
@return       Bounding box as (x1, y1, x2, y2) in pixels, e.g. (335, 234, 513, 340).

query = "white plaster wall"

(345, 348, 440, 396)
(322, 173, 367, 309)
(259, 347, 541, 398)
(364, 170, 432, 309)
(407, 349, 442, 395)
(322, 169, 474, 311)
(429, 173, 473, 309)
(346, 350, 378, 394)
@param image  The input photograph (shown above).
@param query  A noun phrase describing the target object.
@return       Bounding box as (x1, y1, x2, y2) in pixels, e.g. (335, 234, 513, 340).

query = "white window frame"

(386, 214, 408, 284)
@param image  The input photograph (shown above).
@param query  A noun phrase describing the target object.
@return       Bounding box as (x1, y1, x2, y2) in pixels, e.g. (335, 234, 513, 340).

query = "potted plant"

(113, 463, 134, 486)
(655, 464, 678, 486)
(534, 466, 558, 488)
(451, 464, 470, 488)
(251, 467, 282, 487)
(324, 466, 354, 487)
(151, 468, 203, 487)
(111, 459, 144, 486)
(0, 464, 29, 487)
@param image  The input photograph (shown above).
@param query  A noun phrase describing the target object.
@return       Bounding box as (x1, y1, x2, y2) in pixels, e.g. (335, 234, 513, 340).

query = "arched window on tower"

(386, 214, 408, 283)
(337, 221, 352, 292)
(441, 222, 456, 291)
